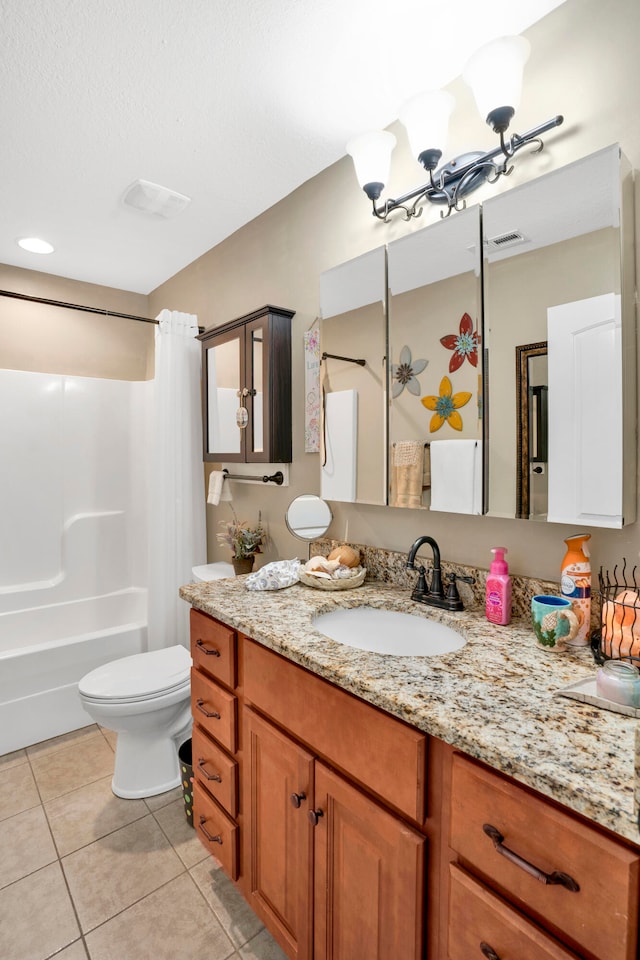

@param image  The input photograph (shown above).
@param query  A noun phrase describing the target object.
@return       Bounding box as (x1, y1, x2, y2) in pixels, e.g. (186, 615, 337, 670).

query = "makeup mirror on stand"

(285, 495, 333, 541)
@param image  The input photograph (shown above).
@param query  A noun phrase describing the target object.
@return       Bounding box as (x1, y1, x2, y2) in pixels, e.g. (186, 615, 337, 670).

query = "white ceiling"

(0, 0, 566, 295)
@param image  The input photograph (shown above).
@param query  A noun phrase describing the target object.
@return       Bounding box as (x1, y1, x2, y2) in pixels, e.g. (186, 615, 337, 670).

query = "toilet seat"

(79, 644, 191, 703)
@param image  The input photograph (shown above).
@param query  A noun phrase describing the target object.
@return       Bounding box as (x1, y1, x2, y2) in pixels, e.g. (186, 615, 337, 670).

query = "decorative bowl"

(298, 567, 366, 591)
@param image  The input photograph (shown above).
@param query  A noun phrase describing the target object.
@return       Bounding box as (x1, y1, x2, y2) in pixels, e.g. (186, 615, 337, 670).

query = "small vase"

(232, 556, 255, 576)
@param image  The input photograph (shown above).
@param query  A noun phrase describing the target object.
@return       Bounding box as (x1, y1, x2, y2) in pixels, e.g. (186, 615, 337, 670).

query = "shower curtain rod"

(0, 289, 205, 333)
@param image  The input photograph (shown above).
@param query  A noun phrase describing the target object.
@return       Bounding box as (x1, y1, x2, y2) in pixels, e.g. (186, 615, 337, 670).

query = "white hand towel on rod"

(207, 469, 233, 505)
(430, 439, 482, 514)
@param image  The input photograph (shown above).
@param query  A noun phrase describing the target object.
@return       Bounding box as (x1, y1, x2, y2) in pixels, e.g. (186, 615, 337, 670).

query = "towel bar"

(222, 469, 284, 485)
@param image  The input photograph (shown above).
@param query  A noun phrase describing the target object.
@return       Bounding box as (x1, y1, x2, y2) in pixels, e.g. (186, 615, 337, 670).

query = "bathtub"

(0, 589, 147, 755)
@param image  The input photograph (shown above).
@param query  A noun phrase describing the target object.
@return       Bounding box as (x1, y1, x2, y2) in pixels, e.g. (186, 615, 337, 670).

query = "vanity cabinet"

(188, 607, 640, 960)
(190, 609, 241, 880)
(199, 304, 294, 463)
(446, 753, 640, 960)
(243, 641, 426, 960)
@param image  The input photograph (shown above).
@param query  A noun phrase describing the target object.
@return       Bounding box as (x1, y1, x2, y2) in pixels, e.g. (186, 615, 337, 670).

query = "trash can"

(178, 738, 194, 828)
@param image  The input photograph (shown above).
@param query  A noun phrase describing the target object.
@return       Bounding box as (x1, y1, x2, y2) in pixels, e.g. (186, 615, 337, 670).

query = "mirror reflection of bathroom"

(285, 494, 333, 541)
(387, 205, 483, 515)
(319, 247, 387, 505)
(484, 144, 634, 525)
(516, 343, 548, 520)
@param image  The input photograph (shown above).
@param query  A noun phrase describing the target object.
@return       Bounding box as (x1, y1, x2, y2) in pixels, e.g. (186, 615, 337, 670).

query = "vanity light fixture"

(346, 35, 564, 222)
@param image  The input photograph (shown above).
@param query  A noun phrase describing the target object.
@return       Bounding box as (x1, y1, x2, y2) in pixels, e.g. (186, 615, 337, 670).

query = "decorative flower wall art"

(440, 312, 479, 372)
(391, 345, 428, 398)
(421, 376, 472, 432)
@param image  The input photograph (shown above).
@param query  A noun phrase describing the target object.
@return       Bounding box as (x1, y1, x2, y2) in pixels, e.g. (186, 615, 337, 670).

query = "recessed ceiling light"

(17, 237, 55, 254)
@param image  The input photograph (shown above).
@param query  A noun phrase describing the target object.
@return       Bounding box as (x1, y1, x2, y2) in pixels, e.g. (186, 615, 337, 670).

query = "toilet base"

(111, 722, 192, 799)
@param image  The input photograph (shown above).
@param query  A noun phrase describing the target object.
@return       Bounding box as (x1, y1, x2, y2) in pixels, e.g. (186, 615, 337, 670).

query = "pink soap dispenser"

(486, 547, 512, 625)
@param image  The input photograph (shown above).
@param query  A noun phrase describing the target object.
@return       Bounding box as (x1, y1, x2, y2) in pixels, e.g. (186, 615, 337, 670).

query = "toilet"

(79, 645, 192, 799)
(192, 561, 234, 581)
(78, 562, 234, 799)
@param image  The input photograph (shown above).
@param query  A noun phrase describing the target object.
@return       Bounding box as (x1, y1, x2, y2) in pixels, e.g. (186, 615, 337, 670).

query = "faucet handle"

(410, 563, 429, 602)
(445, 573, 475, 610)
(450, 573, 475, 586)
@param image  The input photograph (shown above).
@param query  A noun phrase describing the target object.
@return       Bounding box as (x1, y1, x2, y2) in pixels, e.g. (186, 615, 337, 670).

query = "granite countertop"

(179, 576, 640, 845)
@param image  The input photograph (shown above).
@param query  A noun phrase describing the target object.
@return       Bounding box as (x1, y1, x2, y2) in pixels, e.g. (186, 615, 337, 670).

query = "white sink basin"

(312, 606, 466, 657)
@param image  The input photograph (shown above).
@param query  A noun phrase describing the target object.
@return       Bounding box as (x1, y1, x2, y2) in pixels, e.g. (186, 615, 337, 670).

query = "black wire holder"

(590, 561, 640, 668)
(222, 469, 284, 485)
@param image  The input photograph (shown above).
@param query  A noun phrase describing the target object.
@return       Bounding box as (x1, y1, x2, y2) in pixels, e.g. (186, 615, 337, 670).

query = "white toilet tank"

(192, 562, 234, 581)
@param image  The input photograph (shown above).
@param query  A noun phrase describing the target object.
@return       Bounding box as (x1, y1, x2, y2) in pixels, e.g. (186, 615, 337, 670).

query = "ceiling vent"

(122, 179, 191, 219)
(486, 229, 528, 250)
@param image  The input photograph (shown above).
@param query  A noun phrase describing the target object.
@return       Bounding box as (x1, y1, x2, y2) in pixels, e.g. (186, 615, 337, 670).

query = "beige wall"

(149, 0, 640, 582)
(0, 264, 153, 380)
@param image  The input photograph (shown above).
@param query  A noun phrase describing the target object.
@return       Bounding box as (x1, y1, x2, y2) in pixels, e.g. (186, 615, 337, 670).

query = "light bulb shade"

(346, 131, 396, 196)
(463, 35, 531, 126)
(398, 90, 455, 161)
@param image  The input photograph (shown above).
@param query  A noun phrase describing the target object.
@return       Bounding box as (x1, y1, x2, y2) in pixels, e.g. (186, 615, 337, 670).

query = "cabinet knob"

(308, 808, 324, 826)
(290, 792, 306, 808)
(480, 943, 500, 960)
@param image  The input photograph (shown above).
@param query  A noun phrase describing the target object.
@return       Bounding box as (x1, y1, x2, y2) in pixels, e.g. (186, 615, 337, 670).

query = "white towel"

(429, 440, 482, 514)
(321, 390, 358, 502)
(207, 470, 233, 505)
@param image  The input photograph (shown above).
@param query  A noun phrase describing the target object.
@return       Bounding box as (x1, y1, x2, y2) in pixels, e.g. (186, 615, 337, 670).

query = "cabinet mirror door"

(205, 330, 243, 459)
(247, 319, 265, 457)
(387, 205, 483, 514)
(484, 144, 636, 526)
(320, 247, 387, 505)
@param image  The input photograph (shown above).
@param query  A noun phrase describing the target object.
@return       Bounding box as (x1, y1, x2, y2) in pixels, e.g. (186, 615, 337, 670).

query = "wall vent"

(487, 229, 528, 249)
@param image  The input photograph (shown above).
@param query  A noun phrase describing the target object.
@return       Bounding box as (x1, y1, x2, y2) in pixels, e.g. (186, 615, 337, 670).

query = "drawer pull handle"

(480, 943, 500, 960)
(483, 824, 580, 893)
(197, 759, 222, 782)
(198, 816, 223, 844)
(196, 698, 220, 720)
(196, 639, 221, 657)
(308, 808, 323, 826)
(290, 792, 306, 808)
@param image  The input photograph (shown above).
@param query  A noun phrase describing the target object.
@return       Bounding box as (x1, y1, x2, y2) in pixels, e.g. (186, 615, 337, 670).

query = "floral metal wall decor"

(422, 376, 471, 432)
(440, 312, 479, 372)
(391, 345, 428, 398)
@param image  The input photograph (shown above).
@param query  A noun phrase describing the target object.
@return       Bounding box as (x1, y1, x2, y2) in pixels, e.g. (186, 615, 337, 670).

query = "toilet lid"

(79, 644, 191, 701)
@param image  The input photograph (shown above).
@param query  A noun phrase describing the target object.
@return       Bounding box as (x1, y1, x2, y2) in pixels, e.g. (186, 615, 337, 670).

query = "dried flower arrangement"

(217, 508, 267, 560)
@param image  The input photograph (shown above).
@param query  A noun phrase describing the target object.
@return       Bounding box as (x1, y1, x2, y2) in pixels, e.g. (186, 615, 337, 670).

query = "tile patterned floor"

(0, 725, 287, 960)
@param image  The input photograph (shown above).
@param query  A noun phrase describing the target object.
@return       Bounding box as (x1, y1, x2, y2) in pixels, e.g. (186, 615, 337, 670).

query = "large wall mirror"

(484, 143, 636, 527)
(387, 206, 483, 513)
(319, 247, 387, 505)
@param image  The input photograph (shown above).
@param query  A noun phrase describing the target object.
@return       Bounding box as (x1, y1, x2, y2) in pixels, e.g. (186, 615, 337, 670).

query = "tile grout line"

(24, 748, 91, 960)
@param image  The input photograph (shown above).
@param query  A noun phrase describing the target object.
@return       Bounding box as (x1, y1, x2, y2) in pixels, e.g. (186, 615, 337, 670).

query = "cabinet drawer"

(192, 723, 238, 818)
(191, 668, 237, 753)
(450, 754, 640, 960)
(190, 609, 236, 688)
(193, 780, 238, 880)
(243, 637, 426, 822)
(448, 864, 580, 960)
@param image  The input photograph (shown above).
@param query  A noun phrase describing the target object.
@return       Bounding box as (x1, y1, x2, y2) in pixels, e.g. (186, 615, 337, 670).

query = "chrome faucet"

(406, 536, 473, 611)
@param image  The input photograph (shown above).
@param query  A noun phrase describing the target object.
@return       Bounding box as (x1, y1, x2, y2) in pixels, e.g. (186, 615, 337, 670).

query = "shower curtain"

(147, 310, 206, 651)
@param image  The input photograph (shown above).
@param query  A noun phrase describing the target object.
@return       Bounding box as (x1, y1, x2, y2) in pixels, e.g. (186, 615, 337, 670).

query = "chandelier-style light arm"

(370, 114, 564, 221)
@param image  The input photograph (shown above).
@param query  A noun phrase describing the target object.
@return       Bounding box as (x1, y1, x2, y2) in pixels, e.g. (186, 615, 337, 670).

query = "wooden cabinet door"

(312, 762, 425, 960)
(244, 708, 314, 960)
